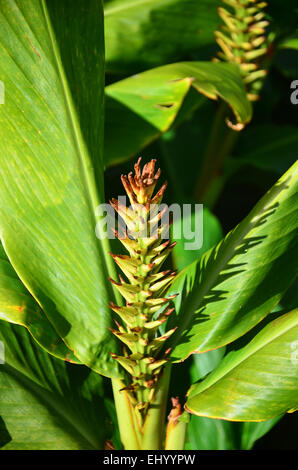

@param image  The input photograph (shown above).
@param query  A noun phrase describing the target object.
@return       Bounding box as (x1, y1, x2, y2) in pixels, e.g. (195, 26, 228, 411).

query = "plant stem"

(164, 401, 189, 450)
(112, 365, 172, 450)
(111, 378, 142, 450)
(202, 128, 239, 209)
(193, 102, 238, 205)
(193, 102, 227, 201)
(141, 364, 172, 450)
(164, 419, 188, 450)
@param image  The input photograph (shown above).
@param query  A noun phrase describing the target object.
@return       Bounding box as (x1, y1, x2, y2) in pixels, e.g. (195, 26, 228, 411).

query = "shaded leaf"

(0, 322, 111, 449)
(240, 418, 282, 449)
(234, 124, 298, 174)
(104, 0, 219, 74)
(189, 348, 226, 384)
(185, 415, 238, 450)
(172, 206, 223, 272)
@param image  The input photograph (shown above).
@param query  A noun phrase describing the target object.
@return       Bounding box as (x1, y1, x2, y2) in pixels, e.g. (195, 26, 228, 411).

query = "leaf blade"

(105, 61, 252, 166)
(0, 0, 121, 377)
(186, 310, 298, 421)
(0, 322, 110, 449)
(0, 241, 79, 363)
(168, 161, 298, 360)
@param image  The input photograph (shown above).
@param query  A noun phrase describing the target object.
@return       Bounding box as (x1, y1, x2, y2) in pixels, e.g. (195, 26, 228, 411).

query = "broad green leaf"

(168, 161, 298, 361)
(186, 310, 298, 421)
(172, 206, 223, 272)
(105, 62, 252, 166)
(235, 124, 298, 174)
(189, 348, 226, 384)
(186, 347, 236, 450)
(279, 37, 298, 50)
(186, 347, 279, 449)
(104, 74, 198, 167)
(0, 241, 78, 363)
(0, 0, 121, 377)
(185, 415, 238, 450)
(240, 418, 282, 450)
(281, 278, 298, 312)
(0, 322, 111, 449)
(185, 413, 281, 450)
(104, 0, 219, 74)
(274, 48, 298, 79)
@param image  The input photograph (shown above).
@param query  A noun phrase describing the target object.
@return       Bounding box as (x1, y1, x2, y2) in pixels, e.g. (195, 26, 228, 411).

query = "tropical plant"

(0, 0, 297, 451)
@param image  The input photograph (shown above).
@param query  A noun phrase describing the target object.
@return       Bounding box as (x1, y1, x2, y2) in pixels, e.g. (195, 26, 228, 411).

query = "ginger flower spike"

(109, 158, 177, 420)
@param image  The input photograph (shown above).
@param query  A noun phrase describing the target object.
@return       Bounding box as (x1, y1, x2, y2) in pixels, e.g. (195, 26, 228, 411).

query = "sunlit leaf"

(0, 0, 121, 378)
(167, 161, 298, 361)
(186, 310, 298, 421)
(105, 62, 252, 166)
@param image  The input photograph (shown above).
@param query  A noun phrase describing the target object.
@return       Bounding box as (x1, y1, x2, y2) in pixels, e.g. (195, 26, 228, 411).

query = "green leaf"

(235, 124, 298, 174)
(185, 348, 280, 449)
(185, 415, 238, 450)
(104, 73, 197, 167)
(279, 37, 298, 50)
(168, 161, 298, 361)
(0, 241, 78, 363)
(189, 348, 226, 383)
(240, 418, 282, 449)
(186, 310, 298, 421)
(172, 206, 223, 272)
(186, 347, 237, 450)
(0, 0, 121, 377)
(0, 322, 111, 449)
(105, 62, 252, 166)
(274, 48, 298, 79)
(104, 0, 219, 74)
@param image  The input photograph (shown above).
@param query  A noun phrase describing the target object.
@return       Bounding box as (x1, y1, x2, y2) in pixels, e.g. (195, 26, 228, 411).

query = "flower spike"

(109, 158, 177, 421)
(215, 0, 271, 101)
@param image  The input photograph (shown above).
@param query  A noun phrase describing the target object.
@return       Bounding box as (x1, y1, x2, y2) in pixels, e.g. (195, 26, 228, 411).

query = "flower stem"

(141, 364, 172, 449)
(164, 398, 189, 450)
(112, 378, 142, 450)
(194, 102, 238, 203)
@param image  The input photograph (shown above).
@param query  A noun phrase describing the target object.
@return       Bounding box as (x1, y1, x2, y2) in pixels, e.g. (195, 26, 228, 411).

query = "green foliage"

(108, 159, 177, 420)
(0, 241, 78, 362)
(186, 309, 298, 420)
(215, 0, 270, 101)
(104, 0, 221, 74)
(0, 0, 297, 451)
(168, 161, 298, 361)
(105, 62, 252, 167)
(0, 322, 113, 449)
(0, 0, 121, 378)
(171, 207, 223, 272)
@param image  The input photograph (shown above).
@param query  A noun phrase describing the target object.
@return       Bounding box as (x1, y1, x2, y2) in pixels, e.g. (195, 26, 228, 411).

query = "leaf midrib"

(40, 1, 119, 302)
(104, 0, 167, 16)
(40, 1, 101, 217)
